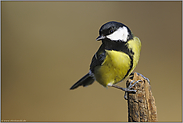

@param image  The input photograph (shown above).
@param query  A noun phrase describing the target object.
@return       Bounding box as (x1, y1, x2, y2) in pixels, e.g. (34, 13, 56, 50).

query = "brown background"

(2, 1, 182, 122)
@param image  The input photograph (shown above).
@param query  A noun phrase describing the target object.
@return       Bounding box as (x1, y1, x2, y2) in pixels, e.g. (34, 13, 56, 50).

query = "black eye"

(109, 28, 114, 34)
(109, 27, 114, 34)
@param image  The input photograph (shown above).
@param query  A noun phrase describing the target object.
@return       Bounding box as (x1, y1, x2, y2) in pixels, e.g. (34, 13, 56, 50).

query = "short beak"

(96, 35, 105, 41)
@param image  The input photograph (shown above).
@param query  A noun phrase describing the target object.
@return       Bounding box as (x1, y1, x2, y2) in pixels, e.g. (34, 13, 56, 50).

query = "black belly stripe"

(102, 38, 134, 80)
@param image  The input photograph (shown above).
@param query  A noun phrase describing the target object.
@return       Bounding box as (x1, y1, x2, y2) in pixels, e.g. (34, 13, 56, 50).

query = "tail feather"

(70, 73, 95, 90)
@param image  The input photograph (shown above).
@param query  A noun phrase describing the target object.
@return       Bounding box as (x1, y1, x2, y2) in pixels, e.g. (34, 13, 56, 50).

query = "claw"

(124, 79, 142, 100)
(127, 80, 142, 93)
(132, 72, 150, 83)
(124, 92, 128, 100)
(129, 80, 143, 89)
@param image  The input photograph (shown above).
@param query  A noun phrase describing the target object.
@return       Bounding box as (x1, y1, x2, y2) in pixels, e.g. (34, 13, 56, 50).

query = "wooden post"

(126, 72, 158, 122)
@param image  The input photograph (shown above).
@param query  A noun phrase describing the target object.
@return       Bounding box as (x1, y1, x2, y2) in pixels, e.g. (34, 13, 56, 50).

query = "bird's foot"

(130, 72, 150, 84)
(109, 79, 142, 100)
(124, 79, 143, 100)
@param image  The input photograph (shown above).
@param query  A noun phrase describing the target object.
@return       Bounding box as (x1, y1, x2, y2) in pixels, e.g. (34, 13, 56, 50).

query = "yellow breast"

(94, 50, 131, 87)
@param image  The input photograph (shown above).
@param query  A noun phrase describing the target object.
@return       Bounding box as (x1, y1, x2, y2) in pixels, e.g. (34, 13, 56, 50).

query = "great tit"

(70, 21, 146, 92)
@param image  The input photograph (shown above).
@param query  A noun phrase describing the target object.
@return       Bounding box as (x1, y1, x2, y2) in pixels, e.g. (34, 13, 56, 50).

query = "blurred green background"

(1, 1, 182, 122)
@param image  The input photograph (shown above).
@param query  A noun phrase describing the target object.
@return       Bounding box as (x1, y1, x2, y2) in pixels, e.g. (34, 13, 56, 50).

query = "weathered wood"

(126, 72, 158, 122)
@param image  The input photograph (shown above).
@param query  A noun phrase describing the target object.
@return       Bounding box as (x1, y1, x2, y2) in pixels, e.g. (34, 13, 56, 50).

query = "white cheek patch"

(106, 27, 129, 42)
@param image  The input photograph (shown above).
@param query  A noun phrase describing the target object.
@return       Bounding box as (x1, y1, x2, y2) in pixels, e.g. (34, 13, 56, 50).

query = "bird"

(70, 21, 148, 93)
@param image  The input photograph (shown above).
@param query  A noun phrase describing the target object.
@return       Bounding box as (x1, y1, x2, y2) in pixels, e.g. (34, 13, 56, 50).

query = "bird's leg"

(110, 79, 142, 92)
(109, 79, 142, 100)
(110, 84, 137, 93)
(130, 72, 150, 83)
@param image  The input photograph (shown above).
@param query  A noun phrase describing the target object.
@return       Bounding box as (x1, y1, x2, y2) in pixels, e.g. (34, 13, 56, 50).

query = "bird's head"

(96, 21, 133, 42)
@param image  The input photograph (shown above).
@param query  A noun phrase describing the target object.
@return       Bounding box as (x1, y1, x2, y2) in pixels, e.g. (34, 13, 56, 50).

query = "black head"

(96, 21, 132, 42)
